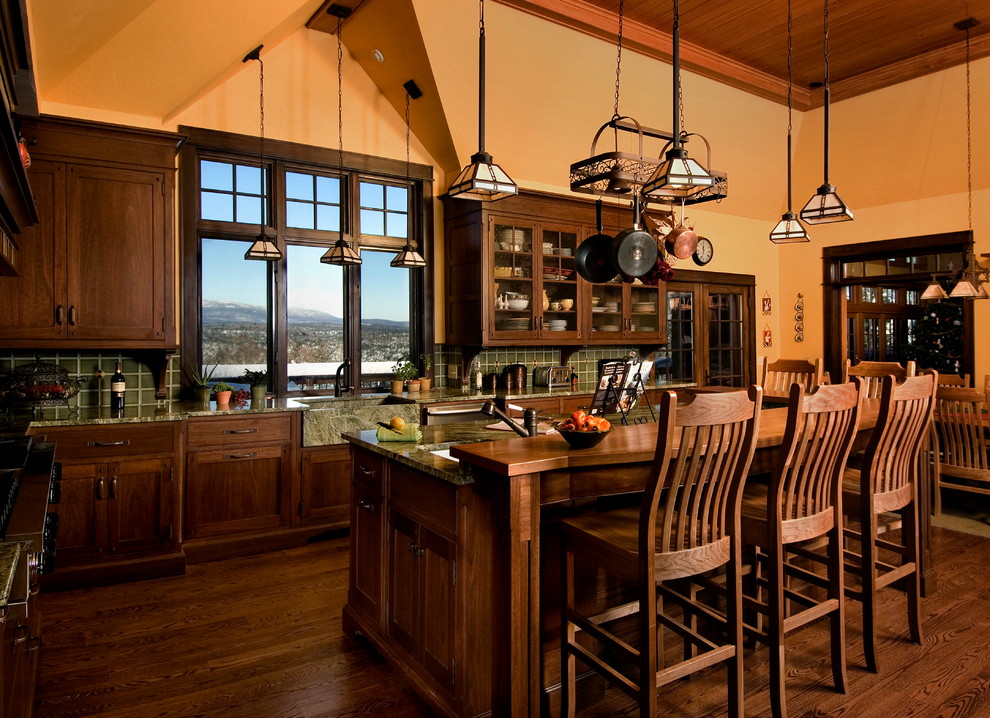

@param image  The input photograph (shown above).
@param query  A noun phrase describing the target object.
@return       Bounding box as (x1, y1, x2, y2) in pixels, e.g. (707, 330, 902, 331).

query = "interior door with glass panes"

(656, 278, 754, 388)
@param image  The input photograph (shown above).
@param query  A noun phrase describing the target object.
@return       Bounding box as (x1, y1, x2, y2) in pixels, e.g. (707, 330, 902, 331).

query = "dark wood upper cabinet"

(0, 116, 183, 348)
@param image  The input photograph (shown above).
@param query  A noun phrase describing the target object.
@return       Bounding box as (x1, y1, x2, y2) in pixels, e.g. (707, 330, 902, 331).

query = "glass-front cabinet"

(586, 281, 666, 342)
(491, 219, 581, 340)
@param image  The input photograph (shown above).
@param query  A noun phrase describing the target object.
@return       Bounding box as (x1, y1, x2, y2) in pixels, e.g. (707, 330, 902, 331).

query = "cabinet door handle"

(225, 452, 257, 460)
(55, 305, 64, 326)
(12, 625, 29, 645)
(96, 479, 105, 500)
(88, 440, 129, 447)
(408, 542, 417, 554)
(358, 465, 375, 476)
(356, 499, 375, 512)
(415, 546, 425, 558)
(26, 636, 41, 652)
(110, 477, 117, 499)
(224, 428, 258, 434)
(68, 305, 77, 326)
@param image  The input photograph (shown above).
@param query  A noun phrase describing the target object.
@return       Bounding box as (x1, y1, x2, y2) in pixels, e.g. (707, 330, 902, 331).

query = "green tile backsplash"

(0, 351, 181, 410)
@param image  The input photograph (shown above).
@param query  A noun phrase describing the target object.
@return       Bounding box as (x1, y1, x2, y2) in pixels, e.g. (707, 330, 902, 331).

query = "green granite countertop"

(342, 421, 519, 485)
(0, 542, 24, 609)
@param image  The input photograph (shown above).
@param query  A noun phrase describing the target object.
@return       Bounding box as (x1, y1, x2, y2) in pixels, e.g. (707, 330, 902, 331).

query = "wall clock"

(692, 236, 714, 266)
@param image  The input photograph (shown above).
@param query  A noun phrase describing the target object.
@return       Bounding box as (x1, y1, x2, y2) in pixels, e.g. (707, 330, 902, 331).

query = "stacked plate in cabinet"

(496, 228, 528, 251)
(498, 317, 531, 331)
(633, 302, 657, 313)
(547, 319, 568, 332)
(594, 324, 621, 332)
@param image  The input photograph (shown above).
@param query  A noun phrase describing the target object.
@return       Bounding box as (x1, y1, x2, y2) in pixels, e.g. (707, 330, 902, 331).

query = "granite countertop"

(342, 421, 525, 486)
(0, 542, 24, 608)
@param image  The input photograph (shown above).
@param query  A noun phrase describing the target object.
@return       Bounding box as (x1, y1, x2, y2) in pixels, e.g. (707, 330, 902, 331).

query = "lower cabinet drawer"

(389, 463, 455, 538)
(34, 422, 177, 459)
(186, 414, 293, 449)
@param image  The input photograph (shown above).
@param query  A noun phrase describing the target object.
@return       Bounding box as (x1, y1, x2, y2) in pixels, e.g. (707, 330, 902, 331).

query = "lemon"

(389, 416, 406, 431)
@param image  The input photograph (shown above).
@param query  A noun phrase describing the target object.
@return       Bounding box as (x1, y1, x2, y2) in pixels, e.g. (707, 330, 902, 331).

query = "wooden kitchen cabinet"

(343, 446, 493, 717)
(586, 280, 667, 342)
(29, 422, 181, 589)
(299, 444, 351, 528)
(444, 190, 665, 347)
(0, 116, 181, 349)
(184, 414, 295, 542)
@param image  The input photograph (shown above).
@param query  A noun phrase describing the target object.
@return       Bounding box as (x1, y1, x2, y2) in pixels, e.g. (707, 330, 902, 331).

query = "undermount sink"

(298, 394, 415, 408)
(302, 397, 421, 446)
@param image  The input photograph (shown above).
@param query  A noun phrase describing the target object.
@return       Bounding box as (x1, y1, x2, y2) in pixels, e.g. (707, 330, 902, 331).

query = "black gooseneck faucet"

(334, 357, 353, 397)
(481, 400, 539, 438)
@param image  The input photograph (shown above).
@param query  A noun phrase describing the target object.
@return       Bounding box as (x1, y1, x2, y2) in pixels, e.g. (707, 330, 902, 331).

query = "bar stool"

(931, 382, 990, 515)
(739, 380, 864, 718)
(559, 387, 762, 717)
(841, 373, 937, 672)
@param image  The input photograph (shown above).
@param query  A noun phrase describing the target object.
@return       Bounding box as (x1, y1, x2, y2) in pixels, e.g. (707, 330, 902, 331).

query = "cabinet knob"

(356, 499, 375, 512)
(358, 465, 375, 476)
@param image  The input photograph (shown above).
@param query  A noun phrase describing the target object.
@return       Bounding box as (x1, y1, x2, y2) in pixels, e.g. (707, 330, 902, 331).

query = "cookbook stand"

(590, 359, 656, 425)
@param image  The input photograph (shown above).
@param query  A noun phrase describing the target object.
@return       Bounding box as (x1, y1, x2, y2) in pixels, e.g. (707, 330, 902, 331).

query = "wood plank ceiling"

(495, 0, 990, 109)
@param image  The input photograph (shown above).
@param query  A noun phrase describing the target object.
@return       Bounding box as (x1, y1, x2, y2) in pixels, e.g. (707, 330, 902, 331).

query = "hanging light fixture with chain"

(800, 0, 854, 224)
(447, 0, 517, 201)
(391, 82, 427, 269)
(948, 17, 988, 299)
(322, 4, 362, 266)
(769, 0, 810, 244)
(242, 46, 282, 261)
(641, 0, 715, 200)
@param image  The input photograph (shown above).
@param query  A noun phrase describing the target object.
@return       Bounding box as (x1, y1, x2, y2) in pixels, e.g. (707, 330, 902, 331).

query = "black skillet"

(610, 194, 658, 282)
(575, 199, 617, 283)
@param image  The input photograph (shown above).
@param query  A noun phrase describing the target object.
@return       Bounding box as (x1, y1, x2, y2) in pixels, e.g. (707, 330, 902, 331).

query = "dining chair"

(919, 370, 971, 388)
(839, 372, 936, 673)
(931, 382, 990, 516)
(759, 357, 825, 400)
(843, 359, 917, 398)
(739, 380, 864, 718)
(559, 387, 762, 718)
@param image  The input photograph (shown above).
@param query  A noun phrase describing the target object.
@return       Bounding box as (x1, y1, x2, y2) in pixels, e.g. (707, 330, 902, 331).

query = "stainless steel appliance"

(533, 366, 571, 388)
(422, 402, 489, 425)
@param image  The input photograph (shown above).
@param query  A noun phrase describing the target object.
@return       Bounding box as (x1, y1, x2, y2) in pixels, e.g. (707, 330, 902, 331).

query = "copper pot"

(665, 225, 698, 259)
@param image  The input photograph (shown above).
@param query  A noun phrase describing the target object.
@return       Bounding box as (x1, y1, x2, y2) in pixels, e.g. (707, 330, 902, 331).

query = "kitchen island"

(341, 398, 941, 718)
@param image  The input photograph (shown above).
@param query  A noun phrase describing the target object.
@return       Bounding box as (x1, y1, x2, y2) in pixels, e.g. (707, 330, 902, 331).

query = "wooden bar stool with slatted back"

(559, 387, 762, 717)
(840, 372, 937, 673)
(931, 380, 989, 517)
(739, 380, 864, 718)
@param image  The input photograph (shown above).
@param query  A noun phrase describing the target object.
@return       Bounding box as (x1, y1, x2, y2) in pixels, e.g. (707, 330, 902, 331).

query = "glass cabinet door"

(540, 226, 579, 336)
(629, 285, 663, 339)
(492, 220, 535, 337)
(590, 283, 624, 336)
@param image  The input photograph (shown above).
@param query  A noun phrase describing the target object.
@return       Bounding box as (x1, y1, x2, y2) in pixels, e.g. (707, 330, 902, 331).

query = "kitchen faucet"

(334, 358, 353, 397)
(481, 400, 539, 438)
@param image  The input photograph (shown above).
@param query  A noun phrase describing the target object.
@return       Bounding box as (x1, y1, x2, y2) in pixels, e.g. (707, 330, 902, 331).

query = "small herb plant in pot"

(212, 381, 234, 407)
(392, 359, 418, 394)
(419, 353, 433, 391)
(241, 368, 268, 404)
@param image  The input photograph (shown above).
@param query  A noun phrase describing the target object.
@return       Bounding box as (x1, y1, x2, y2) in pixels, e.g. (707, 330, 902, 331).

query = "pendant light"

(242, 46, 282, 261)
(322, 5, 362, 266)
(446, 0, 517, 201)
(800, 0, 853, 224)
(948, 18, 988, 299)
(769, 0, 810, 244)
(641, 0, 714, 199)
(920, 276, 949, 301)
(391, 83, 427, 269)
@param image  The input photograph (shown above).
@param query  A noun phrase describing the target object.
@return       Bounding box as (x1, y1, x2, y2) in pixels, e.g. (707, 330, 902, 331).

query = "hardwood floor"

(35, 525, 990, 718)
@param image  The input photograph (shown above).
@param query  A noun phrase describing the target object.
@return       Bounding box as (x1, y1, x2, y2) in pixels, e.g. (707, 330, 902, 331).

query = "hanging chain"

(675, 0, 685, 139)
(613, 0, 624, 118)
(965, 24, 973, 231)
(823, 0, 830, 92)
(337, 16, 344, 170)
(405, 91, 411, 184)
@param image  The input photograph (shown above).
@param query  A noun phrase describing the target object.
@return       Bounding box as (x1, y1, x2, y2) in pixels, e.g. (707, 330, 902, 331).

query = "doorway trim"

(821, 231, 974, 382)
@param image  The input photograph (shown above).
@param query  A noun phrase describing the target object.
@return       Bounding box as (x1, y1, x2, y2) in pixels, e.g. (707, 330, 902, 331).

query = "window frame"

(178, 126, 434, 397)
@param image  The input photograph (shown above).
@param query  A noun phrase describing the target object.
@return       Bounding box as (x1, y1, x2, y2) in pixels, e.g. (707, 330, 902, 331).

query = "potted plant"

(191, 364, 218, 404)
(392, 359, 418, 394)
(212, 381, 234, 407)
(241, 368, 268, 405)
(419, 353, 433, 391)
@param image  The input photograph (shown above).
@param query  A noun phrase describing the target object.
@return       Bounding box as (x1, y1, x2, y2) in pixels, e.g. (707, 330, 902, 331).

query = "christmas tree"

(909, 297, 963, 373)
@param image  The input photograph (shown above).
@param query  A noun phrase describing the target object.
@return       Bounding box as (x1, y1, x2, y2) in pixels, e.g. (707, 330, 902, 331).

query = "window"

(180, 128, 433, 396)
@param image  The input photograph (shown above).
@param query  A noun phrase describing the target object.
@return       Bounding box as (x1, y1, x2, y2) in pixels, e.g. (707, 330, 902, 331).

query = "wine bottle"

(110, 361, 125, 413)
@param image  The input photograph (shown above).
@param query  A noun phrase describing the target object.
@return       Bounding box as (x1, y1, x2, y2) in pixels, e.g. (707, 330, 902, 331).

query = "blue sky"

(202, 240, 408, 321)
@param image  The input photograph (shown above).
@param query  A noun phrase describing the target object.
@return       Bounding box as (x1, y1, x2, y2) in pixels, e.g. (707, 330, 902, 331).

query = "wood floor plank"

(34, 526, 990, 718)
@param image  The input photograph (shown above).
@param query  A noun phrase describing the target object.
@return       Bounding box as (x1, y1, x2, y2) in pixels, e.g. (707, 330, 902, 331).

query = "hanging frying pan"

(610, 194, 658, 282)
(575, 199, 617, 283)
